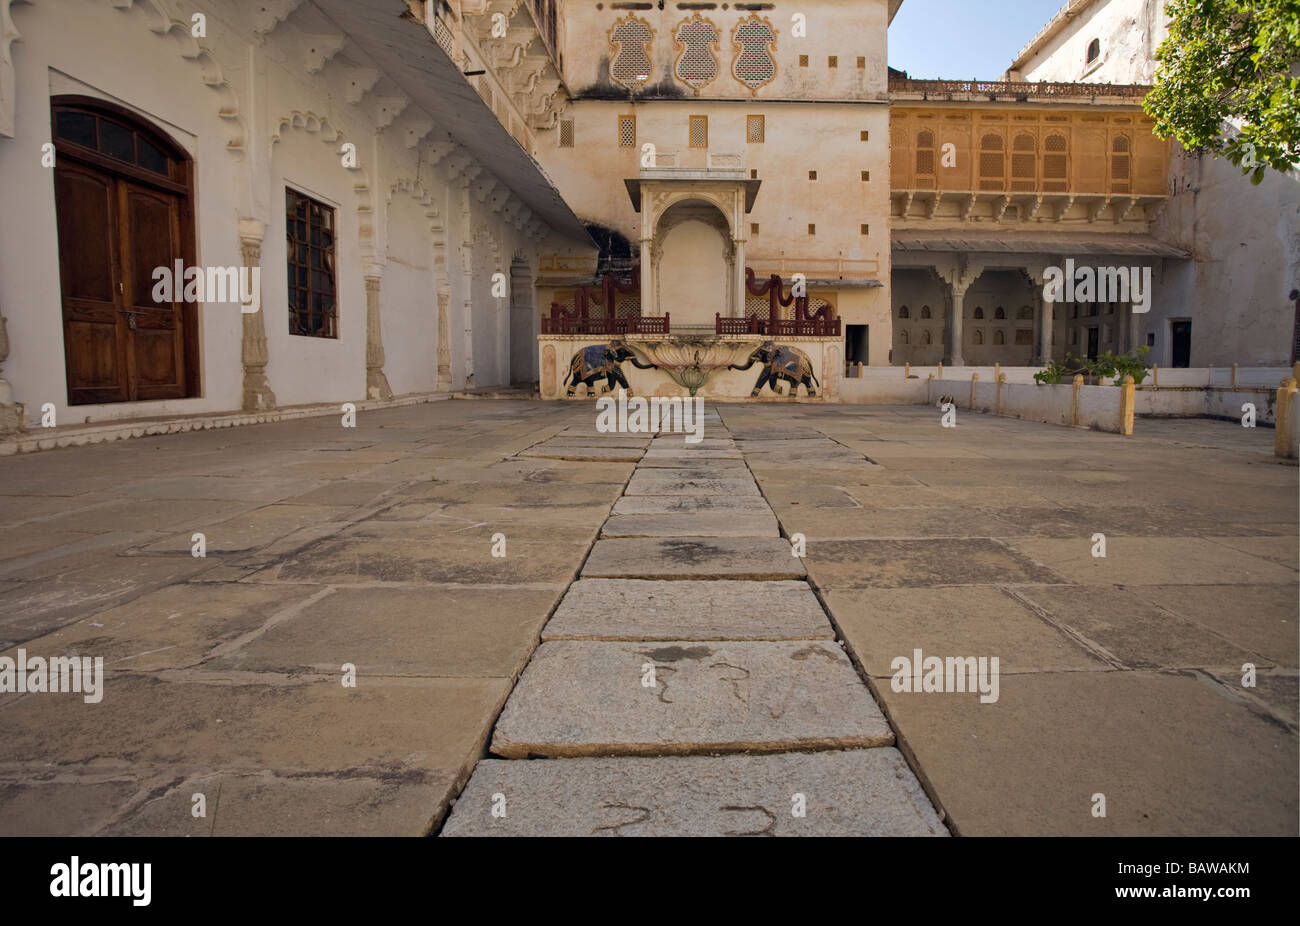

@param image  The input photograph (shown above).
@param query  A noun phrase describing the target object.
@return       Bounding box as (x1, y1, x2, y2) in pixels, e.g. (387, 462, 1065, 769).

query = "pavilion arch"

(651, 196, 735, 323)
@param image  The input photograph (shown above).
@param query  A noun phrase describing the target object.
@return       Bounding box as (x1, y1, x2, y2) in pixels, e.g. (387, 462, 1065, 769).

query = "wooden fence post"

(1120, 375, 1135, 436)
(1275, 376, 1298, 459)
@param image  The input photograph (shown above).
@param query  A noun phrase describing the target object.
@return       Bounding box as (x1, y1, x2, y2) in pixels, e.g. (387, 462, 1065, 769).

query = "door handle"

(126, 311, 138, 331)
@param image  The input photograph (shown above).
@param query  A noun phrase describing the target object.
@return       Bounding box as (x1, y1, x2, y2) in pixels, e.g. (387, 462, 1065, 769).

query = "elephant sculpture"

(566, 340, 655, 396)
(730, 341, 821, 397)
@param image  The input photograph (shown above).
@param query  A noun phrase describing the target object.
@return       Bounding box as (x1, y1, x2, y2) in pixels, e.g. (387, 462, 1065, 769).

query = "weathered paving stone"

(641, 449, 743, 462)
(583, 538, 806, 580)
(624, 475, 760, 496)
(543, 579, 832, 641)
(490, 640, 892, 757)
(629, 466, 752, 482)
(611, 495, 773, 516)
(441, 750, 946, 836)
(601, 513, 779, 538)
(519, 446, 643, 463)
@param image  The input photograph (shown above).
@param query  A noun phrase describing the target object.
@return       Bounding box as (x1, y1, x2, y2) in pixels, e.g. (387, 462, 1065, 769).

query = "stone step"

(624, 475, 760, 496)
(582, 538, 805, 580)
(601, 513, 779, 538)
(489, 640, 891, 758)
(612, 495, 772, 515)
(542, 579, 832, 641)
(440, 750, 947, 836)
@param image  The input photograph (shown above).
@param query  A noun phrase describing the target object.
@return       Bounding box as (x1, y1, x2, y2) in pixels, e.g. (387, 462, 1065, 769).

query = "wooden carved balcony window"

(609, 15, 654, 90)
(732, 15, 777, 94)
(674, 14, 720, 94)
(979, 133, 1005, 190)
(915, 130, 935, 189)
(1011, 133, 1037, 191)
(1111, 135, 1131, 193)
(1043, 133, 1069, 191)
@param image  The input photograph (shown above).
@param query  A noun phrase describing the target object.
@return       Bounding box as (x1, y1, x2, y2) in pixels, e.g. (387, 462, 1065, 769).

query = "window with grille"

(747, 114, 765, 142)
(559, 119, 574, 148)
(1011, 133, 1037, 190)
(732, 16, 777, 92)
(619, 115, 636, 147)
(979, 133, 1005, 190)
(610, 16, 654, 89)
(828, 56, 838, 68)
(285, 188, 337, 339)
(915, 129, 935, 182)
(689, 115, 708, 148)
(674, 15, 720, 93)
(1111, 135, 1131, 192)
(1043, 133, 1068, 191)
(857, 56, 866, 69)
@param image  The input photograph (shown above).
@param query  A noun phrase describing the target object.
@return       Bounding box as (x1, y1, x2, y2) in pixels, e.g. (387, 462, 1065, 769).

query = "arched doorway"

(653, 199, 732, 327)
(51, 96, 198, 404)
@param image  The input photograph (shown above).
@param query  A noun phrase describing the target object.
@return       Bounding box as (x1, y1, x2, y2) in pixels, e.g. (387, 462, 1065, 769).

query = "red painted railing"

(542, 313, 670, 335)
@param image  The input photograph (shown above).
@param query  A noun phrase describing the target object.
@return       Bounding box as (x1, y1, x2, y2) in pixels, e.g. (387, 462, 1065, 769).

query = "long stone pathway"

(441, 407, 947, 836)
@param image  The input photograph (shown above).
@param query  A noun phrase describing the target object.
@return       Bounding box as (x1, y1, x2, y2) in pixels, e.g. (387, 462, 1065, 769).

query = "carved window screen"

(1043, 133, 1068, 191)
(610, 16, 654, 89)
(619, 115, 636, 147)
(1011, 133, 1037, 190)
(915, 130, 935, 188)
(747, 114, 765, 143)
(559, 119, 574, 148)
(979, 133, 1005, 190)
(1111, 135, 1131, 192)
(689, 115, 708, 148)
(674, 16, 720, 94)
(732, 16, 777, 93)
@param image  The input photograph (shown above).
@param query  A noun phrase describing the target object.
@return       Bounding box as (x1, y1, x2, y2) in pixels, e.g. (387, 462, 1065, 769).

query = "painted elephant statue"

(566, 340, 655, 396)
(730, 341, 821, 397)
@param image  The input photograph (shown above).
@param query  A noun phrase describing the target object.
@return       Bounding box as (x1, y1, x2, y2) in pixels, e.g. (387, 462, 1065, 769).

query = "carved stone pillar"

(238, 220, 277, 411)
(0, 311, 25, 434)
(947, 285, 967, 367)
(436, 290, 452, 391)
(640, 236, 654, 317)
(732, 235, 746, 318)
(364, 270, 394, 400)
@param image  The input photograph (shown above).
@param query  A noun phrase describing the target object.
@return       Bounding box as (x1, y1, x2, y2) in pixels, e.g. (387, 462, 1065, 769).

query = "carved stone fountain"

(628, 338, 760, 396)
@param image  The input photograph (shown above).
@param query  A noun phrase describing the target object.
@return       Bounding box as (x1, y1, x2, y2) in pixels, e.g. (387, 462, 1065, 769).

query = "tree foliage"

(1145, 0, 1300, 183)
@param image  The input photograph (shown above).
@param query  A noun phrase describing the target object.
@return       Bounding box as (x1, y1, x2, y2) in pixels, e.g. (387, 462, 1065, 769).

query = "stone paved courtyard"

(0, 399, 1295, 836)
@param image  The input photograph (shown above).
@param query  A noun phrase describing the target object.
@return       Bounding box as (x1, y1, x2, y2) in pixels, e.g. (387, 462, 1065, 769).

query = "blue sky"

(889, 0, 1070, 80)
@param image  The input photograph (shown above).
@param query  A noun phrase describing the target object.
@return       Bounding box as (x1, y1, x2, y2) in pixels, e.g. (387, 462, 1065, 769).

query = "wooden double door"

(52, 97, 197, 405)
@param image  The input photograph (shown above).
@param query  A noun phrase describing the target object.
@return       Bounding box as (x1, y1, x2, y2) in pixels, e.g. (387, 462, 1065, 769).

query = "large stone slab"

(876, 668, 1298, 836)
(641, 450, 743, 463)
(601, 513, 779, 538)
(629, 465, 751, 481)
(612, 495, 772, 515)
(624, 475, 760, 497)
(519, 446, 643, 463)
(542, 579, 832, 641)
(490, 640, 890, 757)
(441, 750, 946, 836)
(803, 539, 1063, 589)
(583, 538, 806, 580)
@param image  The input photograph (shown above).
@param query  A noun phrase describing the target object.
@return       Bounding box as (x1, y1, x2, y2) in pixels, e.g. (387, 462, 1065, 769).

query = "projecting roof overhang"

(314, 0, 594, 248)
(892, 230, 1191, 260)
(624, 177, 763, 213)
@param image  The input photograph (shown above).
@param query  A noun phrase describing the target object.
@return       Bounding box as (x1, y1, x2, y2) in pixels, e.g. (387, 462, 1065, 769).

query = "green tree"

(1145, 0, 1300, 183)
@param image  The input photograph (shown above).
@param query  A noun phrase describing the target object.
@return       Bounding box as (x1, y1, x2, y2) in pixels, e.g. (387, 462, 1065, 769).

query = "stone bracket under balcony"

(891, 189, 1168, 226)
